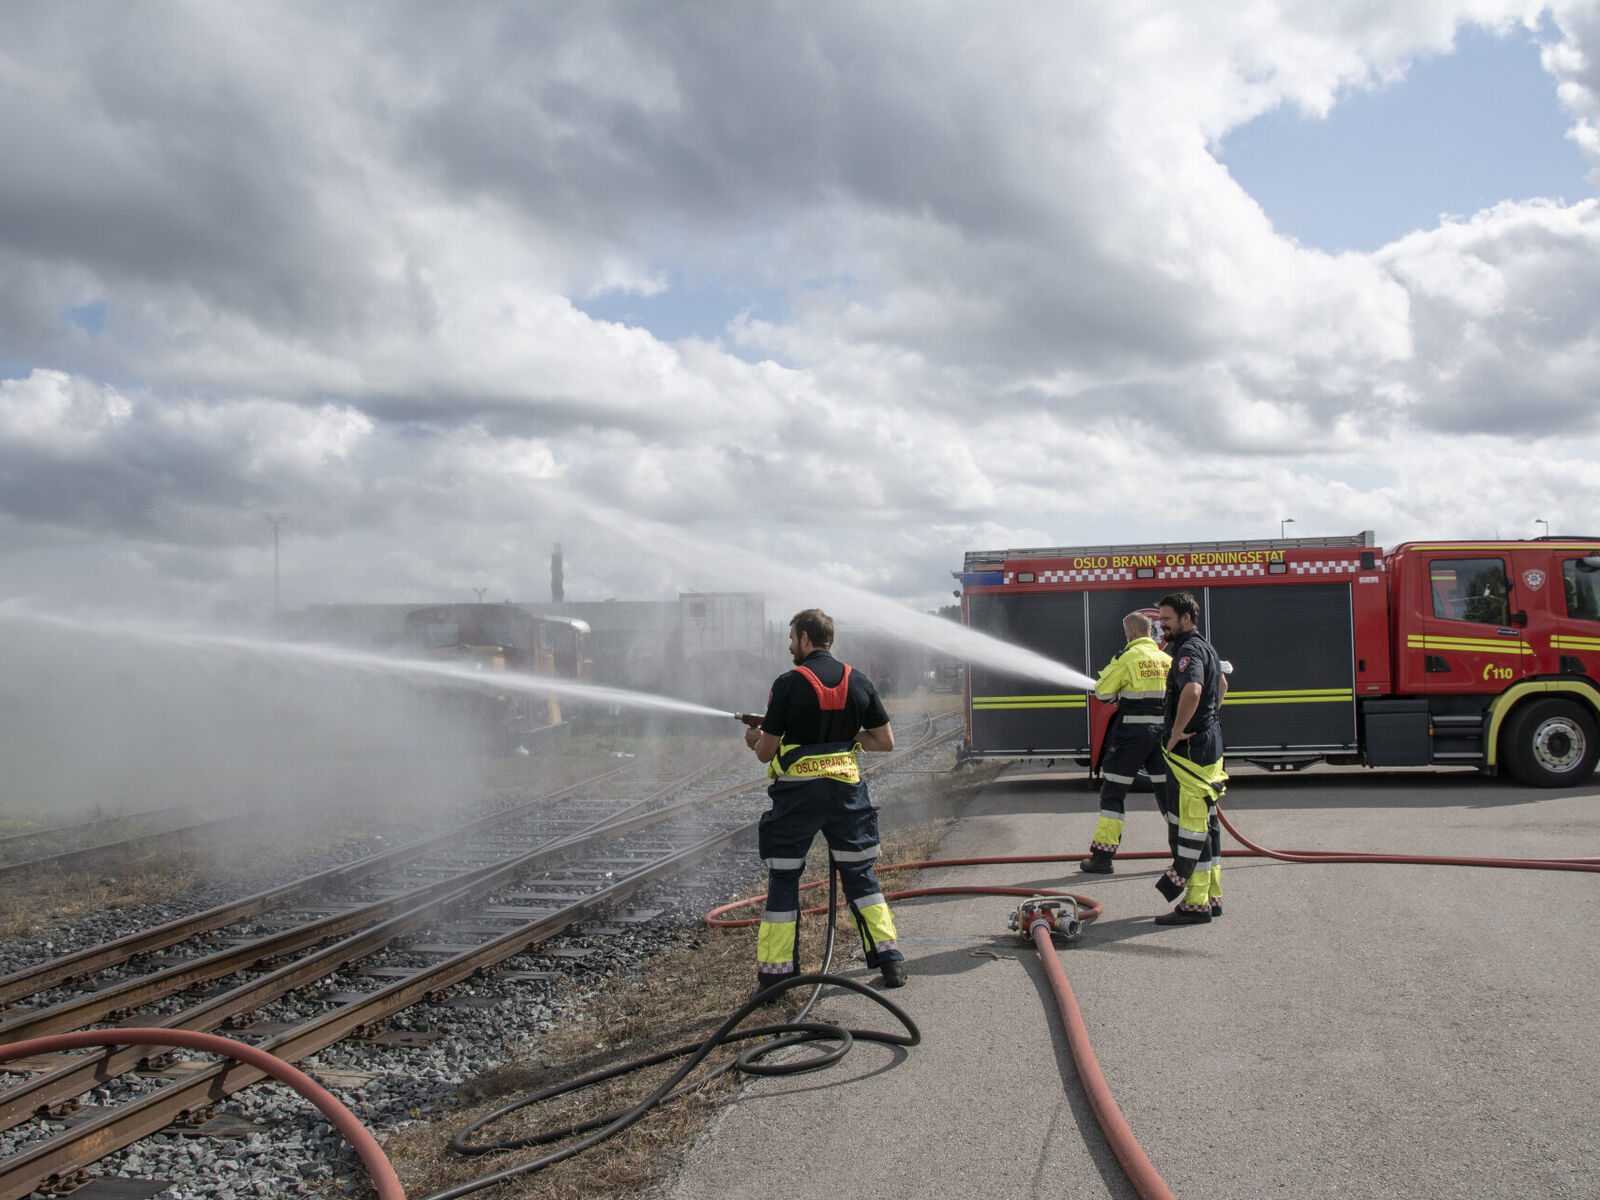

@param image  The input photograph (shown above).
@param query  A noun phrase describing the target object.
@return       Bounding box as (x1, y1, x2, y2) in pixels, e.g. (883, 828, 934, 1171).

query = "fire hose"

(4, 807, 1598, 1200)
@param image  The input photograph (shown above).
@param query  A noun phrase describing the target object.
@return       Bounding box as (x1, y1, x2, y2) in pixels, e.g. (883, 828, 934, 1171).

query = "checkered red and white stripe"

(1157, 563, 1265, 579)
(1000, 558, 1375, 585)
(1004, 568, 1138, 583)
(1290, 560, 1364, 574)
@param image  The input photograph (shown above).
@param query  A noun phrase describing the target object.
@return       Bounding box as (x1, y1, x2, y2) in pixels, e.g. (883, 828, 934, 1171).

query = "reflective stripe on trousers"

(755, 774, 904, 979)
(1090, 722, 1170, 854)
(1162, 746, 1227, 907)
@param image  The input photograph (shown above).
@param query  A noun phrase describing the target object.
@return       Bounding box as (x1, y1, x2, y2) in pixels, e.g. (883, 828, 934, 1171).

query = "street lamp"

(263, 513, 287, 616)
(473, 587, 488, 604)
(1280, 517, 1295, 540)
(1534, 518, 1549, 538)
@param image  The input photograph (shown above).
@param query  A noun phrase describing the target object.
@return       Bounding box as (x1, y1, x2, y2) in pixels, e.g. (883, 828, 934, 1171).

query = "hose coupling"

(1008, 895, 1082, 942)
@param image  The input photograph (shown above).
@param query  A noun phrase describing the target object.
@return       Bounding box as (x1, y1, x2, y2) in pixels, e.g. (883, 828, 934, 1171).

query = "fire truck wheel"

(1503, 698, 1600, 788)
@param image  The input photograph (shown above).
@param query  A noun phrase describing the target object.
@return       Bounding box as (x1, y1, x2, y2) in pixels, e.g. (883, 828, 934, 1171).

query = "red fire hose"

(707, 808, 1600, 1200)
(0, 1028, 404, 1200)
(1029, 920, 1176, 1200)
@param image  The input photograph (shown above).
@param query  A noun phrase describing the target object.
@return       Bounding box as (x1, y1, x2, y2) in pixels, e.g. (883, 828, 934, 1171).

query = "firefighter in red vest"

(743, 609, 906, 995)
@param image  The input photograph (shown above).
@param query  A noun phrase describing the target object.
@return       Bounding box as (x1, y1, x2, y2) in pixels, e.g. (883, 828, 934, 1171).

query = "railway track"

(0, 805, 201, 860)
(0, 713, 962, 1198)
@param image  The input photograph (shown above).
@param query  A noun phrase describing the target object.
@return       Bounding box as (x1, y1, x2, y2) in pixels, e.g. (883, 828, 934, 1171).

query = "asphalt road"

(657, 763, 1600, 1200)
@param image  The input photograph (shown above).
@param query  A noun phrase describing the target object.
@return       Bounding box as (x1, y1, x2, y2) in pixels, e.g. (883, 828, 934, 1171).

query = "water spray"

(0, 607, 743, 723)
(578, 507, 1098, 693)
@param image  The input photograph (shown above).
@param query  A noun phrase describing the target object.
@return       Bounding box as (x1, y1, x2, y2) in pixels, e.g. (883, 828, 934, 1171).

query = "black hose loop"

(428, 865, 917, 1200)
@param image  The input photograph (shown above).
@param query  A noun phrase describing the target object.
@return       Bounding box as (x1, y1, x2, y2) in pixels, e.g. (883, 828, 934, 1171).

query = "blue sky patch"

(577, 272, 789, 345)
(66, 300, 109, 336)
(1219, 23, 1591, 252)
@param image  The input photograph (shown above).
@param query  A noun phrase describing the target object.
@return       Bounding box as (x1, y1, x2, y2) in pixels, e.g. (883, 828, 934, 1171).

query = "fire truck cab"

(959, 533, 1600, 788)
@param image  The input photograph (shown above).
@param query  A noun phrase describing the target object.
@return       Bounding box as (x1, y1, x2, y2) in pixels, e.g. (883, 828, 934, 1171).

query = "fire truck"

(959, 532, 1600, 787)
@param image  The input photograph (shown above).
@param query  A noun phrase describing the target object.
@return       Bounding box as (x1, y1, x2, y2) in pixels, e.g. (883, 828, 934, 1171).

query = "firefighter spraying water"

(739, 609, 907, 997)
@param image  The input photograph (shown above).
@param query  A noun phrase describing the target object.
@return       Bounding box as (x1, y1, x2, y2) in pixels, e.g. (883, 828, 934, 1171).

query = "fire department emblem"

(1522, 568, 1547, 591)
(1136, 606, 1166, 648)
(1177, 656, 1191, 672)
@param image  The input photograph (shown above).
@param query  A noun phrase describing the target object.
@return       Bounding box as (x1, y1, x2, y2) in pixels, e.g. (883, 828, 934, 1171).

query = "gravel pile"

(1, 727, 963, 1199)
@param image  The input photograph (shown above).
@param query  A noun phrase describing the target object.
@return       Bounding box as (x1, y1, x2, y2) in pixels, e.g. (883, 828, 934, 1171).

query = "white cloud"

(0, 1, 1598, 619)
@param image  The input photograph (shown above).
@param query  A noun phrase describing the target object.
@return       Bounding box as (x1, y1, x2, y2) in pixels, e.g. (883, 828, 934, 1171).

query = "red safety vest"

(792, 662, 851, 711)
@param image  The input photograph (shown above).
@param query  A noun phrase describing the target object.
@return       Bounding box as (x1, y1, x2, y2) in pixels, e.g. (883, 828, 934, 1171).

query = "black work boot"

(879, 959, 907, 988)
(1154, 904, 1212, 926)
(1078, 850, 1115, 875)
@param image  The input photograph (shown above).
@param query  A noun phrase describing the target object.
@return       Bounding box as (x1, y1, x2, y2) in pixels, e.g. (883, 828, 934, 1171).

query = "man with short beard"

(1153, 592, 1228, 925)
(743, 609, 906, 995)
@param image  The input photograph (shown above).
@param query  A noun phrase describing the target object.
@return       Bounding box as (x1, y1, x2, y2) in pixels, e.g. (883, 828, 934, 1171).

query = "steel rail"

(0, 816, 254, 885)
(0, 804, 202, 856)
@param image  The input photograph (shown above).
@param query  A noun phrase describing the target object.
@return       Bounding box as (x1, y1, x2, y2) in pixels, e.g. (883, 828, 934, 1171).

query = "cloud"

(0, 2, 1598, 619)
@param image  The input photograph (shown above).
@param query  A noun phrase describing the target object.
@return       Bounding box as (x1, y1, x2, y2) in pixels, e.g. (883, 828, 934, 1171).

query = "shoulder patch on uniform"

(1177, 656, 1191, 672)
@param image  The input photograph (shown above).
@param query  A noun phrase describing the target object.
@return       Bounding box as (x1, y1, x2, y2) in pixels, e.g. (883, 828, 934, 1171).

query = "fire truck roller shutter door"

(966, 589, 1090, 755)
(1205, 583, 1358, 753)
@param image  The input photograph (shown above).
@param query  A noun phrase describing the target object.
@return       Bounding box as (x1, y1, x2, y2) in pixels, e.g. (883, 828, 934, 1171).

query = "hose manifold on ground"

(1008, 895, 1083, 941)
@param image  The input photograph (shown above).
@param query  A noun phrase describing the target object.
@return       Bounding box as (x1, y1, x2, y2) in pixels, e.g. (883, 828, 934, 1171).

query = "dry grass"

(0, 859, 202, 939)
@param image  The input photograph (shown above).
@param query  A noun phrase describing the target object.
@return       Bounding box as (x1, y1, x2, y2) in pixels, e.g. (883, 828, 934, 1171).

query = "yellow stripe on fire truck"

(970, 694, 1088, 709)
(1222, 689, 1354, 706)
(1405, 635, 1534, 655)
(1552, 634, 1600, 650)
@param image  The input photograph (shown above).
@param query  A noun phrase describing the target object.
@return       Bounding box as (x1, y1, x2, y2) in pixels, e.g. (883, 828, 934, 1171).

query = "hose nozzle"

(734, 713, 764, 729)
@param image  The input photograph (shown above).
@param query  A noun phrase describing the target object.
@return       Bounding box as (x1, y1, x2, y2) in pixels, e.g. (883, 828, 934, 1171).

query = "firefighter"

(1079, 611, 1172, 874)
(1153, 591, 1228, 925)
(743, 609, 906, 994)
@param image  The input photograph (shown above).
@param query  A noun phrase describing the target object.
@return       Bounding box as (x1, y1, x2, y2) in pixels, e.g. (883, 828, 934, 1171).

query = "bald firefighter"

(1079, 611, 1172, 874)
(743, 609, 906, 995)
(1154, 591, 1228, 925)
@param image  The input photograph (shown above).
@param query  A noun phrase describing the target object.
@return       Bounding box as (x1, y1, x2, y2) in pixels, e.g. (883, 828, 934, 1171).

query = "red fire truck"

(959, 532, 1600, 787)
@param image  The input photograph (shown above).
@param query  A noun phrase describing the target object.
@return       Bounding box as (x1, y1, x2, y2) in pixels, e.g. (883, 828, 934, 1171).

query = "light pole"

(1534, 518, 1549, 538)
(473, 587, 487, 604)
(1280, 517, 1295, 540)
(263, 513, 287, 616)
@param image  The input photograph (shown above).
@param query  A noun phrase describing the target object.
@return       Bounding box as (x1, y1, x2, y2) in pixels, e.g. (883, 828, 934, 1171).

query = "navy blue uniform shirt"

(1163, 628, 1225, 763)
(761, 650, 889, 745)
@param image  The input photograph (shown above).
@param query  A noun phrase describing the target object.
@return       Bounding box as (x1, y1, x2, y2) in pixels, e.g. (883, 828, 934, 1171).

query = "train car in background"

(403, 603, 591, 743)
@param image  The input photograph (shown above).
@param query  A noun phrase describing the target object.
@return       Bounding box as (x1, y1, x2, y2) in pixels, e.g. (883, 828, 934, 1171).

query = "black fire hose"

(422, 866, 920, 1200)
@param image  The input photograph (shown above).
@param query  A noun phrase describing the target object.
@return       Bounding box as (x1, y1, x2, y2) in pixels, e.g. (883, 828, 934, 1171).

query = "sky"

(3, 0, 1600, 622)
